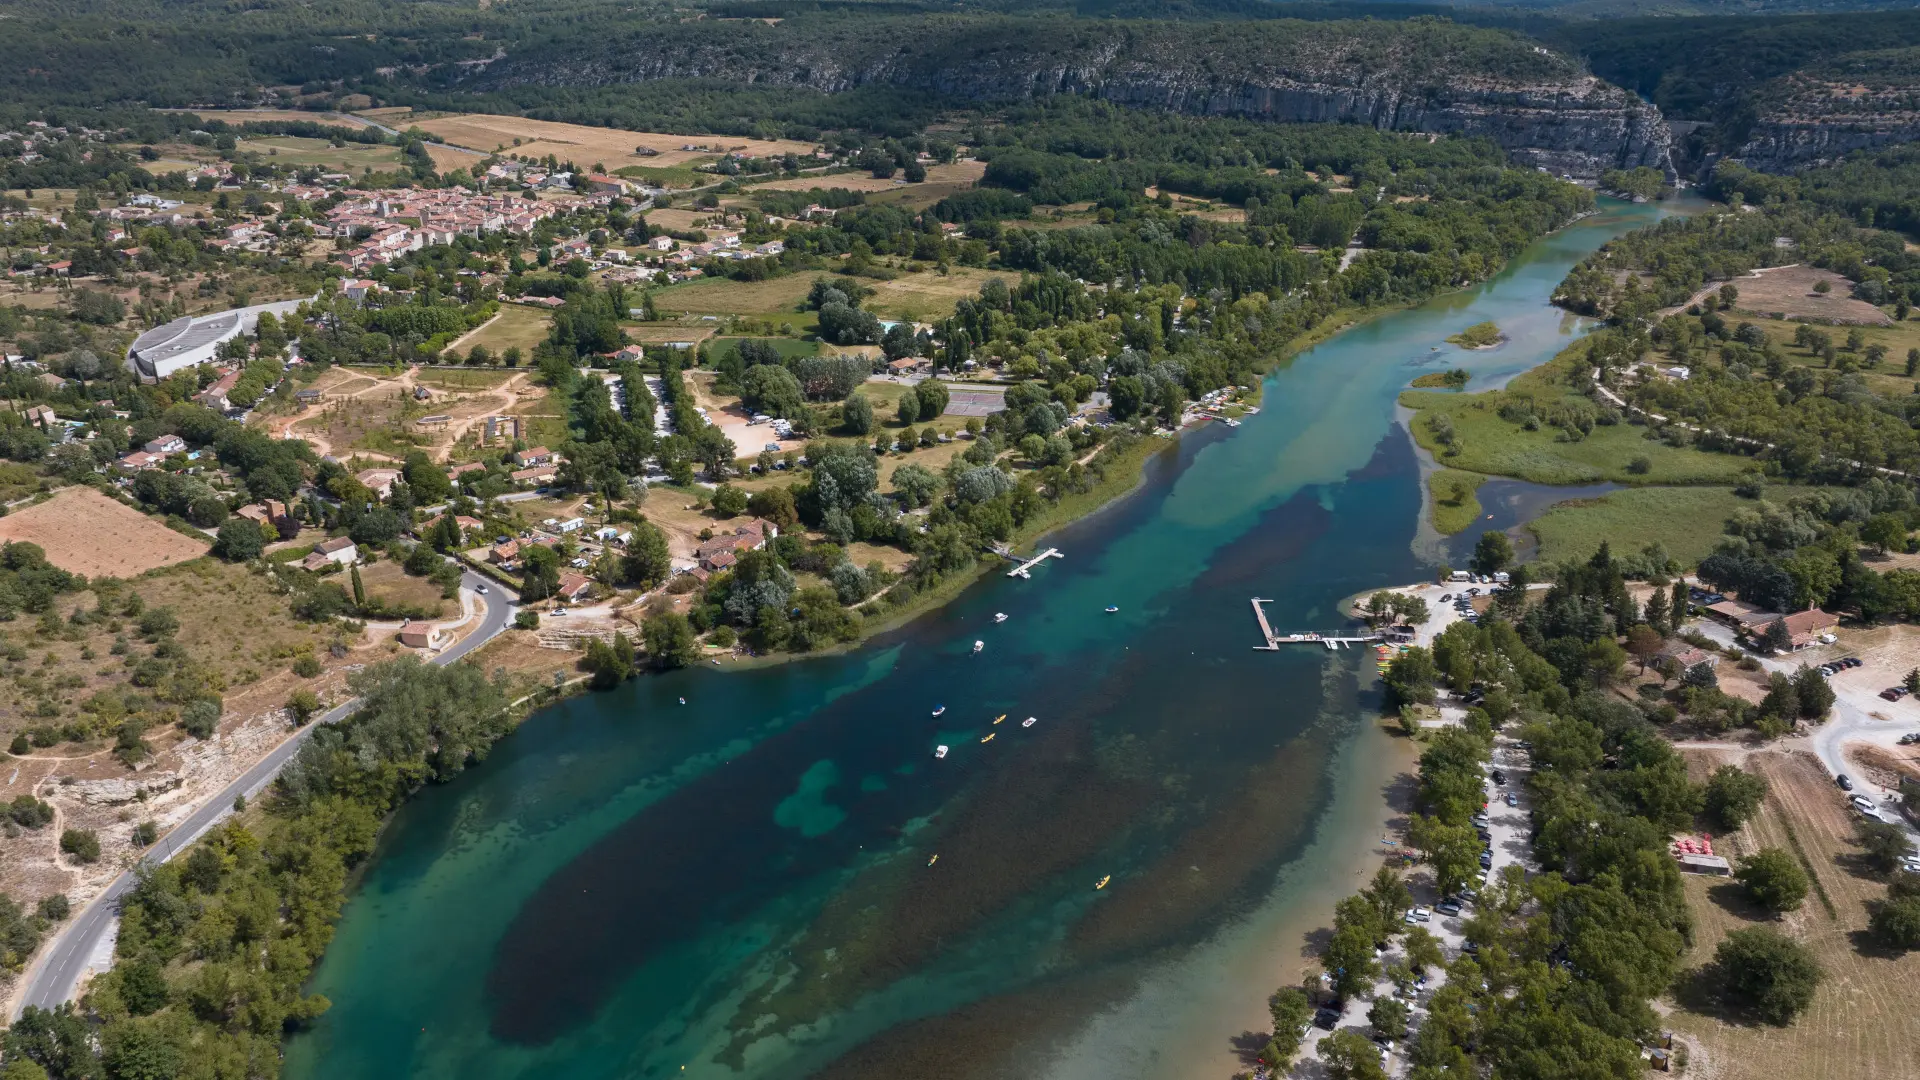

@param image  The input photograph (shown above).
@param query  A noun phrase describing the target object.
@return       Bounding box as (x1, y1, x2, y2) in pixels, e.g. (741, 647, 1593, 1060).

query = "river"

(284, 195, 1680, 1080)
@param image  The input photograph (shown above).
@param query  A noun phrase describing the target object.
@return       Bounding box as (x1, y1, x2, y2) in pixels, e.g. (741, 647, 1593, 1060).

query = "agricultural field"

(0, 489, 208, 577)
(745, 160, 985, 194)
(412, 367, 522, 392)
(181, 109, 369, 129)
(1526, 485, 1755, 568)
(233, 135, 406, 174)
(403, 112, 817, 171)
(353, 560, 449, 617)
(1712, 265, 1892, 325)
(1667, 747, 1920, 1080)
(653, 266, 1008, 326)
(451, 304, 551, 355)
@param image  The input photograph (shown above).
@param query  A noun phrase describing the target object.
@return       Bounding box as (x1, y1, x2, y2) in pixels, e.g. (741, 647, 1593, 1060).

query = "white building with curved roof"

(125, 298, 308, 380)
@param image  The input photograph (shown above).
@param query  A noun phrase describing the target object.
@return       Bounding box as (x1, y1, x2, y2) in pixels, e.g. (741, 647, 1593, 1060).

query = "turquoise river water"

(285, 196, 1679, 1080)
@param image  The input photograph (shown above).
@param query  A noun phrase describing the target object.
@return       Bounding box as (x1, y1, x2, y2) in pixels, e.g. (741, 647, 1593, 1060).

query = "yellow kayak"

(1095, 875, 1111, 890)
(994, 714, 1006, 724)
(981, 732, 996, 744)
(928, 854, 938, 867)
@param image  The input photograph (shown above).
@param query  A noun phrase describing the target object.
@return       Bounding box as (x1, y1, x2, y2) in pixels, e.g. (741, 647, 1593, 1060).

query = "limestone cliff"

(465, 16, 1672, 179)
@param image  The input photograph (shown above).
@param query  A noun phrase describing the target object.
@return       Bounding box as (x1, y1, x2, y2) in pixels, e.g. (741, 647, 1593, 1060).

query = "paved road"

(14, 571, 515, 1016)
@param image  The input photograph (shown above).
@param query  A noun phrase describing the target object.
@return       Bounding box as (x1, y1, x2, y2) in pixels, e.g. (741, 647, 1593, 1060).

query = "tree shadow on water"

(1300, 925, 1335, 961)
(1229, 1029, 1271, 1067)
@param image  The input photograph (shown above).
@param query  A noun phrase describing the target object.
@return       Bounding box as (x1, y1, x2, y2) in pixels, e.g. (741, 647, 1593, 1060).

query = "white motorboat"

(1022, 717, 1037, 728)
(933, 745, 949, 759)
(932, 705, 946, 716)
(972, 640, 984, 654)
(993, 612, 1007, 623)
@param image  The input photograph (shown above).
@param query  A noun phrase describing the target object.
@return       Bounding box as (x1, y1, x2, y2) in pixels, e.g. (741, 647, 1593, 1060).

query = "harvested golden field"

(1724, 265, 1892, 325)
(623, 324, 717, 346)
(865, 268, 1009, 322)
(1667, 747, 1920, 1080)
(746, 161, 985, 193)
(656, 267, 1007, 323)
(182, 109, 368, 129)
(451, 303, 551, 354)
(354, 560, 448, 617)
(408, 113, 817, 169)
(0, 489, 208, 577)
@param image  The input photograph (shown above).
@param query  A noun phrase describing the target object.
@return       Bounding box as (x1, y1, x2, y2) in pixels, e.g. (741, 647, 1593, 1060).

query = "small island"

(1446, 321, 1505, 349)
(1410, 368, 1471, 389)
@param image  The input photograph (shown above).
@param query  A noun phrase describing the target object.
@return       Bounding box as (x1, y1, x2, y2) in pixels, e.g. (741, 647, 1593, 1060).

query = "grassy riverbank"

(1401, 339, 1748, 487)
(1427, 468, 1486, 535)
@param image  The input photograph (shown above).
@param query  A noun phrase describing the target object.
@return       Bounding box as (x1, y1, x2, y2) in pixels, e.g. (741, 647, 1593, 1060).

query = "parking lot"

(1287, 735, 1532, 1078)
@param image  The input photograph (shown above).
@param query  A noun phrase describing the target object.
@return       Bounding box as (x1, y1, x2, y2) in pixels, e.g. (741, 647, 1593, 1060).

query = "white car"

(475, 583, 488, 594)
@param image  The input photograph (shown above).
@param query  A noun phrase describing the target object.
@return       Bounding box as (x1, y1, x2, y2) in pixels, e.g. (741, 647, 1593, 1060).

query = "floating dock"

(1250, 598, 1383, 651)
(1006, 548, 1063, 579)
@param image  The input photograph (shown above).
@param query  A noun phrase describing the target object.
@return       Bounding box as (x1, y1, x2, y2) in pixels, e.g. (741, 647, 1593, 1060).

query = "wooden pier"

(1006, 548, 1063, 579)
(1250, 598, 1383, 651)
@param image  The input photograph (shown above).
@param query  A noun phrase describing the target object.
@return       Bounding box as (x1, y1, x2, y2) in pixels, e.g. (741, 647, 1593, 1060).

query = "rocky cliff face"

(469, 17, 1673, 179)
(1735, 119, 1920, 173)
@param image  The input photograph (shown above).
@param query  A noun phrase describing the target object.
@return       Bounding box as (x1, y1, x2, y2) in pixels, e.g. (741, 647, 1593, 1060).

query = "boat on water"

(1095, 875, 1111, 890)
(1104, 605, 1120, 613)
(928, 854, 939, 867)
(972, 640, 984, 654)
(981, 732, 996, 744)
(678, 697, 686, 705)
(993, 612, 1008, 623)
(934, 745, 949, 759)
(993, 714, 1006, 724)
(1022, 717, 1037, 728)
(932, 705, 946, 716)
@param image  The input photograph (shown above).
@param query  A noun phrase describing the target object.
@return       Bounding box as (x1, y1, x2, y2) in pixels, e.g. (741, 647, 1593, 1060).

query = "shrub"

(130, 821, 158, 847)
(292, 653, 323, 678)
(178, 699, 219, 740)
(286, 689, 320, 724)
(8, 795, 53, 829)
(36, 894, 68, 921)
(59, 829, 100, 864)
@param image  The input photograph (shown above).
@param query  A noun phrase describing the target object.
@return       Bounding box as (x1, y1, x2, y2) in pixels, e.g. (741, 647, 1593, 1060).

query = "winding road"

(12, 571, 517, 1017)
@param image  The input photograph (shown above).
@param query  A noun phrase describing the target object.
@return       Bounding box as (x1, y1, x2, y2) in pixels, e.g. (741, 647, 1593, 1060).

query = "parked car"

(1837, 774, 1855, 791)
(1851, 794, 1877, 814)
(1883, 687, 1909, 702)
(1491, 769, 1507, 785)
(1505, 792, 1519, 807)
(1479, 850, 1494, 868)
(1314, 1007, 1343, 1030)
(1439, 594, 1451, 603)
(1436, 900, 1462, 917)
(1899, 733, 1920, 746)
